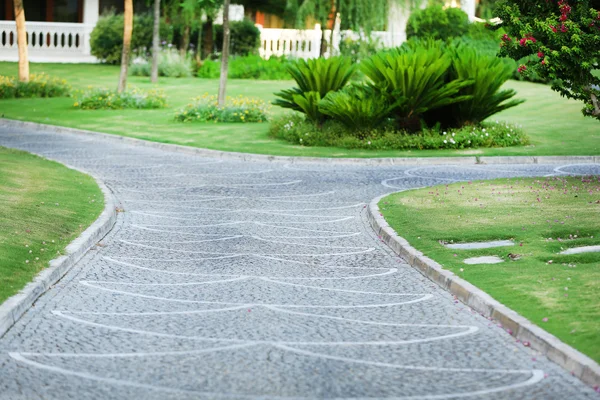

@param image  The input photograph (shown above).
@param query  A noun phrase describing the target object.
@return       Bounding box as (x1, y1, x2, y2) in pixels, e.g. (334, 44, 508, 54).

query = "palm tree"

(13, 0, 29, 82)
(217, 0, 230, 106)
(151, 0, 161, 83)
(118, 0, 134, 93)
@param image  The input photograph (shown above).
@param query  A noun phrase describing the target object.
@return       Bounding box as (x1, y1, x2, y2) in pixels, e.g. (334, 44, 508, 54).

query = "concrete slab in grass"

(560, 245, 600, 255)
(445, 240, 514, 250)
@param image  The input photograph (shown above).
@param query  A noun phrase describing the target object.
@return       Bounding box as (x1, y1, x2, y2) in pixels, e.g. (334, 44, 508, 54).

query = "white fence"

(0, 20, 402, 63)
(0, 21, 96, 63)
(258, 25, 404, 60)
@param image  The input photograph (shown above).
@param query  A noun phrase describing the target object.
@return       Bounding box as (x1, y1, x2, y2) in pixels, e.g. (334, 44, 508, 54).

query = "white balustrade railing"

(0, 20, 402, 63)
(258, 26, 322, 60)
(0, 21, 94, 62)
(258, 25, 403, 60)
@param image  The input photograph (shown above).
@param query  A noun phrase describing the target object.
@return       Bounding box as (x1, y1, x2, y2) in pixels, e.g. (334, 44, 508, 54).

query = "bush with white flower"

(270, 115, 528, 150)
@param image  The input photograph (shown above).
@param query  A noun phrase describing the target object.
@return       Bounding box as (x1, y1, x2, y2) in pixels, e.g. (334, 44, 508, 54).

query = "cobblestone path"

(1, 126, 599, 399)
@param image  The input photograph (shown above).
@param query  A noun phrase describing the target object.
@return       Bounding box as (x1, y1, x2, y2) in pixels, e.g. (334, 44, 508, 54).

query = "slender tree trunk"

(13, 0, 29, 82)
(180, 25, 190, 57)
(150, 0, 160, 83)
(118, 0, 133, 93)
(201, 16, 213, 60)
(328, 0, 340, 57)
(218, 0, 230, 106)
(319, 26, 327, 58)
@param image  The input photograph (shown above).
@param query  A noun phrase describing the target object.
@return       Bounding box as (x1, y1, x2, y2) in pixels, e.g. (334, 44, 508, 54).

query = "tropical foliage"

(361, 43, 473, 130)
(273, 56, 356, 122)
(427, 45, 524, 128)
(496, 0, 600, 120)
(271, 40, 525, 149)
(319, 84, 397, 132)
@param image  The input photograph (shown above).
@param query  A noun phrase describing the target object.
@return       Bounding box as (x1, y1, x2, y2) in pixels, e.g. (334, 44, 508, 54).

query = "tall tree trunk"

(201, 16, 213, 60)
(218, 0, 230, 106)
(319, 26, 327, 58)
(328, 0, 340, 57)
(118, 0, 133, 93)
(180, 25, 190, 57)
(150, 0, 160, 83)
(13, 0, 29, 82)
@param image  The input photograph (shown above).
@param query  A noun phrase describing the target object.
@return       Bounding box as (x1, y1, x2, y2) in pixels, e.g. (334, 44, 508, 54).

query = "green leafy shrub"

(496, 0, 600, 120)
(319, 85, 396, 133)
(274, 56, 356, 123)
(175, 94, 270, 123)
(0, 73, 71, 99)
(406, 4, 470, 41)
(196, 59, 221, 78)
(361, 43, 473, 131)
(215, 19, 261, 56)
(197, 56, 291, 80)
(338, 35, 383, 63)
(129, 49, 193, 78)
(511, 55, 550, 83)
(270, 114, 529, 150)
(427, 45, 524, 128)
(450, 22, 506, 57)
(90, 12, 169, 64)
(74, 88, 167, 109)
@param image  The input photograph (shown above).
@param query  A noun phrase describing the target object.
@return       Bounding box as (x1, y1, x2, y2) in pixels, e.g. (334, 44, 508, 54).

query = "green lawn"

(0, 147, 104, 304)
(380, 176, 600, 362)
(0, 62, 598, 157)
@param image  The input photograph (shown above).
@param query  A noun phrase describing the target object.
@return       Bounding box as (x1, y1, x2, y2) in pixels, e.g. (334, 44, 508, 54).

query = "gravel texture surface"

(1, 125, 599, 399)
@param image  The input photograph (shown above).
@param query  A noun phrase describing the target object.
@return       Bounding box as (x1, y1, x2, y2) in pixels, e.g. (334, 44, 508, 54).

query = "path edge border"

(0, 166, 118, 339)
(2, 119, 599, 166)
(367, 193, 600, 389)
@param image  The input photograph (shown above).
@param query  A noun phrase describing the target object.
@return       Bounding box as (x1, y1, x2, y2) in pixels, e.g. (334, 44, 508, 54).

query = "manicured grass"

(0, 62, 598, 157)
(0, 147, 103, 304)
(380, 176, 600, 362)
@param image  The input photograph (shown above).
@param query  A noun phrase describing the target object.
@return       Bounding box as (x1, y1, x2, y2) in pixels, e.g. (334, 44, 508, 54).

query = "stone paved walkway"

(1, 126, 599, 400)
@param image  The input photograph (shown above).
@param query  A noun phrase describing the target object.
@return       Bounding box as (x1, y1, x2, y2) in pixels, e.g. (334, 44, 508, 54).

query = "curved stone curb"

(2, 119, 599, 166)
(0, 167, 118, 339)
(367, 193, 600, 389)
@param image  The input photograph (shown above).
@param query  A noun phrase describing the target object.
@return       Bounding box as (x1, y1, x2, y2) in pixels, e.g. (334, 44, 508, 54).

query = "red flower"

(538, 51, 544, 58)
(550, 24, 558, 32)
(518, 65, 527, 74)
(561, 24, 568, 32)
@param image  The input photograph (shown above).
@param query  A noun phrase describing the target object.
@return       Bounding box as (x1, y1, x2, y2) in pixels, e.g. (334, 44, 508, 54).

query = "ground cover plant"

(0, 147, 103, 304)
(74, 87, 167, 110)
(0, 73, 70, 99)
(270, 115, 528, 150)
(0, 62, 597, 158)
(379, 176, 600, 362)
(175, 94, 270, 122)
